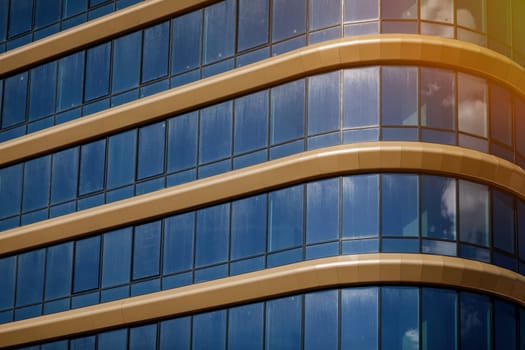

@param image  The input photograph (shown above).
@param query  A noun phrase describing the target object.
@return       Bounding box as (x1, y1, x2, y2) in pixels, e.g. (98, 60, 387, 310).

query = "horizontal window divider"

(1, 253, 524, 348)
(1, 34, 525, 167)
(0, 0, 221, 77)
(1, 142, 525, 256)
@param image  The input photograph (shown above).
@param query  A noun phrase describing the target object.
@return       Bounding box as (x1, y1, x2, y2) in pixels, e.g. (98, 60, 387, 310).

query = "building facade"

(0, 0, 525, 348)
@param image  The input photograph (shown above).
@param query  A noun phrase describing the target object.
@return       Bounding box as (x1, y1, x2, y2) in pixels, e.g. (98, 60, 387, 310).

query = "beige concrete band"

(0, 0, 219, 77)
(1, 35, 525, 167)
(1, 253, 524, 347)
(1, 142, 524, 256)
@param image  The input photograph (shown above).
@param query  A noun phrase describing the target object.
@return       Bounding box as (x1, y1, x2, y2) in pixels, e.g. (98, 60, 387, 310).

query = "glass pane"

(228, 303, 264, 350)
(8, 0, 32, 37)
(133, 221, 161, 280)
(231, 194, 266, 259)
(305, 290, 338, 350)
(196, 203, 229, 266)
(98, 329, 127, 350)
(45, 243, 73, 300)
(490, 83, 512, 145)
(266, 295, 302, 350)
(422, 288, 457, 350)
(112, 31, 142, 93)
(130, 324, 157, 350)
(421, 176, 456, 240)
(107, 130, 137, 189)
(307, 178, 339, 243)
(0, 0, 8, 41)
(457, 0, 485, 31)
(272, 0, 306, 41)
(0, 164, 23, 218)
(2, 72, 28, 128)
(29, 62, 57, 120)
(421, 67, 455, 130)
(492, 190, 514, 253)
(142, 21, 169, 82)
(70, 336, 95, 350)
(138, 122, 166, 179)
(238, 0, 269, 51)
(381, 0, 417, 19)
(79, 139, 106, 195)
(382, 66, 418, 126)
(381, 287, 419, 350)
(519, 200, 525, 261)
(234, 90, 268, 154)
(309, 0, 341, 30)
(421, 0, 453, 23)
(193, 310, 226, 350)
(341, 287, 378, 350)
(344, 67, 379, 128)
(172, 11, 202, 74)
(268, 185, 303, 251)
(57, 52, 84, 112)
(199, 101, 232, 164)
(487, 0, 511, 44)
(495, 300, 516, 349)
(73, 236, 101, 292)
(203, 0, 235, 64)
(382, 174, 419, 237)
(271, 79, 305, 144)
(343, 174, 379, 238)
(517, 98, 525, 156)
(460, 292, 491, 350)
(0, 256, 16, 310)
(459, 180, 490, 246)
(344, 0, 378, 21)
(458, 73, 487, 137)
(102, 228, 132, 288)
(167, 112, 197, 172)
(160, 317, 190, 350)
(22, 156, 51, 212)
(308, 71, 340, 135)
(51, 148, 79, 204)
(163, 212, 194, 274)
(85, 42, 111, 101)
(16, 249, 45, 306)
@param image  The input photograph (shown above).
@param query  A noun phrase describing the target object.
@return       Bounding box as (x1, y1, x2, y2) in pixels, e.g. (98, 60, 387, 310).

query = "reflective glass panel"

(171, 11, 202, 74)
(271, 79, 305, 144)
(458, 73, 487, 137)
(231, 194, 266, 259)
(234, 90, 268, 154)
(237, 0, 269, 51)
(492, 190, 514, 253)
(495, 300, 516, 349)
(0, 164, 23, 218)
(266, 295, 301, 350)
(0, 257, 15, 310)
(16, 249, 45, 306)
(272, 0, 306, 41)
(199, 102, 232, 164)
(381, 66, 418, 126)
(460, 292, 491, 350)
(487, 0, 511, 44)
(268, 185, 303, 251)
(308, 71, 340, 135)
(459, 180, 490, 246)
(79, 139, 106, 195)
(22, 155, 51, 212)
(422, 288, 457, 350)
(29, 62, 57, 120)
(102, 228, 132, 288)
(381, 0, 417, 19)
(228, 303, 264, 350)
(421, 67, 455, 130)
(142, 21, 169, 82)
(57, 52, 84, 112)
(130, 324, 157, 350)
(341, 287, 378, 350)
(203, 0, 235, 64)
(51, 148, 79, 204)
(305, 290, 338, 350)
(307, 178, 339, 243)
(8, 0, 32, 37)
(196, 204, 229, 266)
(112, 31, 142, 93)
(98, 329, 127, 350)
(137, 122, 165, 179)
(107, 130, 137, 189)
(343, 174, 379, 238)
(193, 310, 226, 350)
(421, 176, 456, 240)
(457, 0, 485, 31)
(382, 174, 419, 236)
(44, 243, 73, 300)
(2, 72, 28, 128)
(73, 236, 100, 292)
(490, 83, 512, 145)
(381, 287, 419, 350)
(133, 221, 161, 280)
(344, 67, 379, 127)
(85, 42, 111, 101)
(421, 0, 453, 23)
(163, 212, 194, 274)
(160, 317, 190, 350)
(167, 112, 197, 172)
(344, 0, 378, 21)
(309, 0, 341, 30)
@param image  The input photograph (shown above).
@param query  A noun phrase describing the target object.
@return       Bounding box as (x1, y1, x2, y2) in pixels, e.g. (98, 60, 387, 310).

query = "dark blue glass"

(422, 288, 457, 350)
(29, 62, 57, 120)
(495, 300, 516, 349)
(163, 213, 194, 274)
(307, 178, 339, 243)
(421, 176, 456, 240)
(102, 228, 132, 288)
(344, 0, 378, 21)
(41, 341, 68, 350)
(98, 329, 127, 350)
(308, 71, 340, 135)
(193, 310, 226, 350)
(271, 79, 305, 144)
(130, 324, 157, 350)
(272, 0, 306, 41)
(0, 257, 15, 310)
(35, 0, 61, 28)
(521, 308, 525, 350)
(459, 180, 489, 246)
(492, 190, 515, 253)
(343, 174, 379, 238)
(22, 155, 51, 212)
(519, 200, 525, 260)
(79, 139, 106, 195)
(16, 249, 45, 307)
(112, 31, 142, 93)
(237, 0, 269, 51)
(73, 236, 100, 292)
(231, 194, 266, 259)
(45, 243, 73, 300)
(268, 185, 303, 251)
(171, 10, 202, 74)
(234, 90, 268, 154)
(421, 67, 455, 130)
(137, 122, 165, 179)
(70, 336, 96, 350)
(0, 0, 7, 41)
(381, 287, 419, 350)
(51, 148, 79, 204)
(203, 0, 235, 64)
(57, 52, 85, 112)
(382, 174, 419, 236)
(381, 66, 418, 126)
(107, 130, 137, 189)
(266, 295, 302, 350)
(2, 72, 28, 127)
(0, 164, 23, 218)
(460, 292, 491, 350)
(133, 221, 161, 279)
(167, 112, 197, 172)
(142, 21, 169, 82)
(160, 317, 191, 350)
(228, 303, 264, 350)
(196, 204, 229, 266)
(63, 0, 87, 17)
(8, 0, 32, 37)
(490, 83, 512, 145)
(310, 0, 341, 30)
(85, 42, 111, 101)
(341, 287, 378, 350)
(199, 101, 232, 164)
(305, 290, 338, 350)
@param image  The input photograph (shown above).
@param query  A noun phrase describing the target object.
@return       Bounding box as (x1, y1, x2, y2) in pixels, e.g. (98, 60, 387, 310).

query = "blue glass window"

(2, 72, 28, 128)
(458, 73, 487, 137)
(107, 130, 137, 189)
(341, 287, 378, 350)
(45, 243, 73, 300)
(308, 71, 340, 135)
(112, 31, 142, 93)
(231, 194, 266, 259)
(79, 139, 106, 195)
(343, 174, 379, 238)
(0, 0, 7, 41)
(309, 0, 341, 30)
(16, 249, 45, 307)
(70, 336, 95, 350)
(0, 164, 23, 218)
(193, 310, 226, 350)
(8, 0, 32, 37)
(22, 155, 51, 212)
(234, 91, 268, 154)
(142, 21, 169, 83)
(421, 67, 455, 130)
(307, 178, 339, 243)
(171, 11, 202, 74)
(381, 287, 419, 350)
(102, 228, 132, 288)
(495, 300, 516, 349)
(98, 329, 127, 350)
(492, 190, 514, 253)
(519, 200, 525, 261)
(163, 213, 194, 274)
(35, 0, 61, 28)
(85, 43, 111, 101)
(29, 62, 57, 120)
(137, 122, 166, 179)
(199, 101, 232, 164)
(422, 288, 457, 350)
(160, 317, 191, 350)
(228, 303, 264, 349)
(237, 0, 269, 51)
(196, 204, 229, 266)
(382, 66, 418, 126)
(459, 180, 490, 246)
(272, 0, 306, 41)
(344, 67, 379, 127)
(63, 0, 87, 17)
(130, 324, 157, 350)
(73, 236, 101, 292)
(266, 295, 302, 350)
(268, 185, 303, 251)
(490, 83, 513, 145)
(203, 0, 235, 64)
(51, 148, 79, 204)
(167, 112, 197, 172)
(57, 52, 85, 112)
(0, 257, 16, 310)
(305, 290, 338, 349)
(421, 176, 456, 240)
(460, 292, 491, 350)
(344, 0, 379, 21)
(271, 80, 305, 144)
(382, 174, 419, 236)
(133, 221, 161, 280)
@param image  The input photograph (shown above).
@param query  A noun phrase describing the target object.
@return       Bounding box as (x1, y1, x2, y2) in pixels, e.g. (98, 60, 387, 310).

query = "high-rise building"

(0, 0, 525, 348)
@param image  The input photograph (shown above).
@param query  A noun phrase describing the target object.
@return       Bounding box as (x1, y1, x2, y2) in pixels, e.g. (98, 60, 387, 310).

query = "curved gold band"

(1, 142, 524, 256)
(1, 253, 524, 348)
(1, 35, 524, 166)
